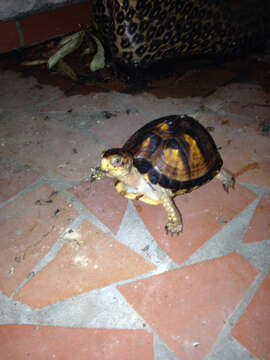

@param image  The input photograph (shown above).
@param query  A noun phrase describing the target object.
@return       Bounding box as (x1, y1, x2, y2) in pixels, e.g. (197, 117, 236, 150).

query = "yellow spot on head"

(101, 157, 110, 170)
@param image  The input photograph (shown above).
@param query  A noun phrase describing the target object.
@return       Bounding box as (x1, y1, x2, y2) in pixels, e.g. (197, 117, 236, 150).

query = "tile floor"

(0, 49, 269, 359)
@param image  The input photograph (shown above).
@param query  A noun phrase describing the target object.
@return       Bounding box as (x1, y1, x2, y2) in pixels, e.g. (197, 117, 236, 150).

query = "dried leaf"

(84, 29, 97, 55)
(48, 30, 84, 69)
(53, 59, 78, 81)
(89, 34, 105, 72)
(59, 31, 84, 46)
(22, 59, 48, 66)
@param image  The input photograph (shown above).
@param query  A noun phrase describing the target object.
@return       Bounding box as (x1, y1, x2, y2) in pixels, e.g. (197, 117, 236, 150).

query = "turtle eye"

(111, 155, 123, 167)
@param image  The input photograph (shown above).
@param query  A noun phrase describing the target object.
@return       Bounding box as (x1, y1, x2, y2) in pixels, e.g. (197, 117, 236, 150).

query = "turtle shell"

(123, 115, 223, 194)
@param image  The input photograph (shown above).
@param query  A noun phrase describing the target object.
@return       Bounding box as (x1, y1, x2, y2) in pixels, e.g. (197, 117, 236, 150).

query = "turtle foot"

(165, 221, 183, 235)
(216, 168, 235, 193)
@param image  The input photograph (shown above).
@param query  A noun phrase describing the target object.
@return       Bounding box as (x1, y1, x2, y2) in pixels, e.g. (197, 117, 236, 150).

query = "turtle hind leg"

(161, 194, 183, 235)
(216, 167, 235, 193)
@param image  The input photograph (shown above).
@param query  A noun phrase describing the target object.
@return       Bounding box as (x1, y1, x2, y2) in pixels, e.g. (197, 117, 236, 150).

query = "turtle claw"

(222, 183, 229, 193)
(165, 221, 183, 235)
(89, 167, 106, 182)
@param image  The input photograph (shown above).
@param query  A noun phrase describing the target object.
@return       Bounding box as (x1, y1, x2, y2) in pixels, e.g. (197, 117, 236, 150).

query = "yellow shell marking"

(141, 137, 151, 148)
(183, 133, 206, 175)
(163, 148, 186, 172)
(157, 122, 169, 131)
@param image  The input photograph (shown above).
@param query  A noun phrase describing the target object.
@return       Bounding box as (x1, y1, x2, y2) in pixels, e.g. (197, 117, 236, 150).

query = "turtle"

(90, 114, 235, 234)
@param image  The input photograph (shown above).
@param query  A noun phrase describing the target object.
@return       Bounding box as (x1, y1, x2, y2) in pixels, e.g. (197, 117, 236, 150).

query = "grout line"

(116, 200, 179, 269)
(207, 268, 269, 359)
(154, 333, 179, 360)
(0, 165, 81, 210)
(181, 195, 261, 268)
(0, 175, 44, 209)
(15, 21, 24, 47)
(231, 269, 269, 326)
(62, 190, 178, 272)
(240, 182, 270, 195)
(202, 105, 261, 123)
(10, 215, 84, 299)
(60, 190, 115, 235)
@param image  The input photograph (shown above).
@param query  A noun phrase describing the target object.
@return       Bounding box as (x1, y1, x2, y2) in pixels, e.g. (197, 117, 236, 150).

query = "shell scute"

(123, 115, 223, 192)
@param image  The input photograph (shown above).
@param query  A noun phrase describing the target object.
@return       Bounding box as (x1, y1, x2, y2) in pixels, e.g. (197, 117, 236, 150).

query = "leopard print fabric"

(93, 0, 265, 68)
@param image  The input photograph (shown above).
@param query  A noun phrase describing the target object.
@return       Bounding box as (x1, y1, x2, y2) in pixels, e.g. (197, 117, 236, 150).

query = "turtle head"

(100, 148, 133, 177)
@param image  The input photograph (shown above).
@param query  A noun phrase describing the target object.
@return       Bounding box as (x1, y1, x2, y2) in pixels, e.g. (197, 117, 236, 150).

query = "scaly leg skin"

(115, 180, 161, 204)
(216, 167, 235, 193)
(115, 180, 143, 200)
(90, 166, 107, 183)
(162, 194, 183, 235)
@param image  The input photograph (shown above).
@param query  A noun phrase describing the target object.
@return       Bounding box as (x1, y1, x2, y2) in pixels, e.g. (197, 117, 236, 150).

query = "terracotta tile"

(90, 110, 149, 147)
(41, 92, 123, 113)
(243, 194, 270, 243)
(203, 83, 270, 120)
(0, 184, 78, 297)
(0, 325, 154, 360)
(0, 21, 21, 53)
(14, 221, 155, 308)
(135, 182, 257, 264)
(71, 179, 128, 234)
(119, 253, 258, 360)
(149, 68, 236, 98)
(0, 70, 62, 110)
(96, 77, 128, 92)
(232, 271, 270, 360)
(20, 3, 92, 45)
(0, 164, 40, 202)
(195, 111, 270, 188)
(0, 113, 105, 180)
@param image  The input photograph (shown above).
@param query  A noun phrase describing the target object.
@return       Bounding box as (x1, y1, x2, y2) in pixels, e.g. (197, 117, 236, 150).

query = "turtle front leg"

(90, 166, 107, 182)
(161, 194, 183, 235)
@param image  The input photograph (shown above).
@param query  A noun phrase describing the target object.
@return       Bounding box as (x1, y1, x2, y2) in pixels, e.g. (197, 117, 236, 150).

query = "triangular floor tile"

(71, 179, 128, 234)
(0, 324, 154, 359)
(117, 201, 177, 269)
(119, 253, 258, 360)
(135, 181, 257, 264)
(232, 271, 270, 360)
(184, 197, 259, 266)
(14, 221, 155, 308)
(243, 193, 270, 243)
